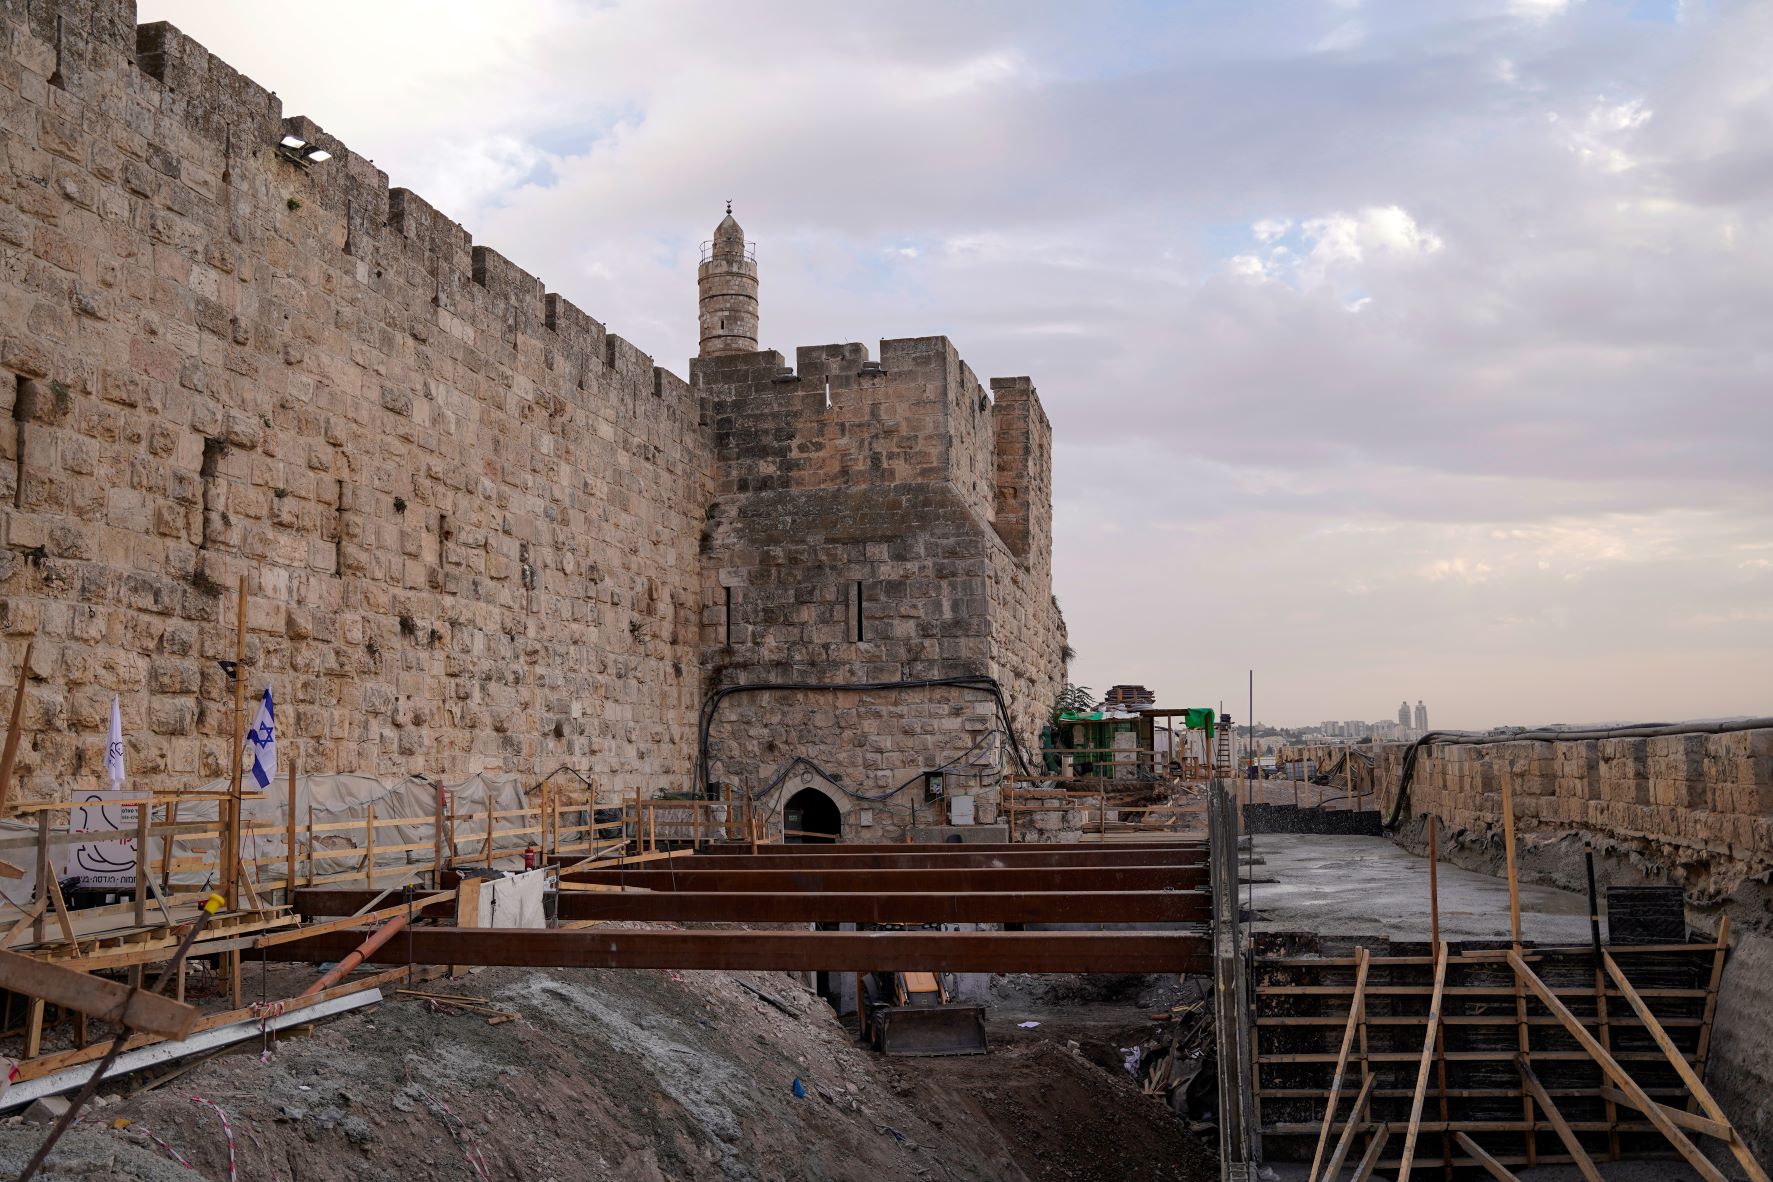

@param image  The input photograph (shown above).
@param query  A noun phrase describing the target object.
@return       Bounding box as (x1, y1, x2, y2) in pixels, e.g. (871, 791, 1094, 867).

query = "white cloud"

(137, 0, 1773, 729)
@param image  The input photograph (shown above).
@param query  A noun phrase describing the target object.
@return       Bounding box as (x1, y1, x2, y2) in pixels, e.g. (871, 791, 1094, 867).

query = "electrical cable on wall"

(695, 675, 1035, 800)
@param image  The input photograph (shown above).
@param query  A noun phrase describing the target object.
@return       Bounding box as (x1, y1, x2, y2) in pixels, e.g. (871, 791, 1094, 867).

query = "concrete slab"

(1247, 834, 1595, 943)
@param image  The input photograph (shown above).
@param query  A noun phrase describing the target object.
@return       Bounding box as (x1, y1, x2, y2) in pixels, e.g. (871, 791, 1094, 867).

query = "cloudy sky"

(140, 0, 1772, 730)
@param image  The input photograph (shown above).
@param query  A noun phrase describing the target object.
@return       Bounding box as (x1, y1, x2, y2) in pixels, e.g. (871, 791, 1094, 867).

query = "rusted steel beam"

(668, 850, 1207, 871)
(558, 865, 1207, 893)
(294, 887, 1212, 925)
(263, 927, 1212, 974)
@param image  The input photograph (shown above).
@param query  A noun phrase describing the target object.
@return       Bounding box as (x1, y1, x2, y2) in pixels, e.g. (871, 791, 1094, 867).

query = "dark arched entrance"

(784, 787, 840, 844)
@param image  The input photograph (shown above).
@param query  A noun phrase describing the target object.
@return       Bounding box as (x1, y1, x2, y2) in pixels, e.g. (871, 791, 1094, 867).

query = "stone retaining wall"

(1281, 727, 1773, 894)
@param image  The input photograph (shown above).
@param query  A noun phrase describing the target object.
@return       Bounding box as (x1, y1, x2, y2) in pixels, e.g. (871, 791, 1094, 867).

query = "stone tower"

(698, 204, 759, 356)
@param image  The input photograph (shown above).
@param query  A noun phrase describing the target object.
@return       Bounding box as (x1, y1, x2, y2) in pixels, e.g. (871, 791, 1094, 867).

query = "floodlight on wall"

(276, 134, 333, 166)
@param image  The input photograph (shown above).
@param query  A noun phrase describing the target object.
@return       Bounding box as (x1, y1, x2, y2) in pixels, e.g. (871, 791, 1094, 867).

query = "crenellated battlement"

(697, 336, 1048, 552)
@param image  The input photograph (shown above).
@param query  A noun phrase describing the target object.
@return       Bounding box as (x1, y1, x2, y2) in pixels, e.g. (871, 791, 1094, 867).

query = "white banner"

(62, 790, 138, 889)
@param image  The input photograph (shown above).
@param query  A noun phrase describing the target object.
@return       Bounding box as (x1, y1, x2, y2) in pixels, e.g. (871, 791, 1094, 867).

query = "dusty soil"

(0, 962, 1217, 1182)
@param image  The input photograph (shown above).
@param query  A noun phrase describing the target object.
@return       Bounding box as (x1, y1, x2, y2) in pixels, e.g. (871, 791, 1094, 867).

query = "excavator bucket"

(873, 1003, 988, 1056)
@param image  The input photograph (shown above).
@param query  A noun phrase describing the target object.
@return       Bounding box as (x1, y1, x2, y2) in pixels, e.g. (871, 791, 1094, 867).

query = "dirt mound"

(1, 962, 1218, 1182)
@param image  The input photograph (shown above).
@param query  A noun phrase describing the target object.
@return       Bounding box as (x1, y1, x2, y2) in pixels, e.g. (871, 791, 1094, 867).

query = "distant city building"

(1104, 685, 1157, 710)
(1397, 700, 1411, 728)
(1414, 701, 1428, 731)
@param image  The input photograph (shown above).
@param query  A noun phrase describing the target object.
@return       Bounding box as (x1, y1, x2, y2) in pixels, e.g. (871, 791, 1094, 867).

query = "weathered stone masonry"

(694, 337, 1064, 836)
(0, 0, 1065, 813)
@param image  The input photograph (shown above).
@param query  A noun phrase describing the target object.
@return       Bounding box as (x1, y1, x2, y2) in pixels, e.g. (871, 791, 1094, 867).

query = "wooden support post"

(305, 803, 315, 887)
(450, 877, 481, 979)
(749, 810, 759, 856)
(647, 802, 656, 852)
(0, 640, 32, 816)
(432, 782, 447, 887)
(540, 783, 550, 858)
(1690, 913, 1730, 1115)
(24, 997, 43, 1058)
(1099, 783, 1107, 835)
(285, 762, 299, 907)
(1583, 841, 1620, 1161)
(1396, 942, 1448, 1181)
(224, 574, 247, 910)
(1508, 950, 1728, 1182)
(134, 796, 150, 927)
(161, 799, 178, 891)
(1308, 946, 1370, 1182)
(1518, 1057, 1604, 1182)
(1453, 1132, 1523, 1181)
(693, 797, 702, 849)
(484, 798, 494, 867)
(1500, 774, 1534, 1166)
(1426, 814, 1451, 1179)
(365, 803, 376, 885)
(1603, 950, 1771, 1182)
(32, 811, 49, 945)
(0, 641, 30, 818)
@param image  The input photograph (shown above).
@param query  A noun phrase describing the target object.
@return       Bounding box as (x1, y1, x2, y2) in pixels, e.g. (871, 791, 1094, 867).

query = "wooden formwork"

(1252, 930, 1741, 1177)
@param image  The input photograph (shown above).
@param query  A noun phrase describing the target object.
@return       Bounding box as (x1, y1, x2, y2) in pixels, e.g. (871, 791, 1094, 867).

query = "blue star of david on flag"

(245, 688, 276, 790)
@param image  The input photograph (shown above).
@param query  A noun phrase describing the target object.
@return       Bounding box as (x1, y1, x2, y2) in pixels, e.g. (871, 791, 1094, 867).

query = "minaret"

(698, 203, 758, 356)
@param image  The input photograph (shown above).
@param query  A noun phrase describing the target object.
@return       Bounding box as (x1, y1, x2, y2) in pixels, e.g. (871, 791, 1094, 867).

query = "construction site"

(1, 2, 1771, 1179)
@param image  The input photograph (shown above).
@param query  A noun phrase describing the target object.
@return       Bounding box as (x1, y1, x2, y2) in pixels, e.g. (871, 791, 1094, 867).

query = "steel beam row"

(694, 841, 1204, 855)
(557, 865, 1207, 892)
(657, 849, 1207, 871)
(263, 928, 1212, 974)
(293, 888, 1212, 925)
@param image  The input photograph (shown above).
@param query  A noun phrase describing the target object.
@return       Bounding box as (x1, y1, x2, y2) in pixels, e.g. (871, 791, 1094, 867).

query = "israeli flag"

(105, 695, 125, 788)
(245, 688, 276, 790)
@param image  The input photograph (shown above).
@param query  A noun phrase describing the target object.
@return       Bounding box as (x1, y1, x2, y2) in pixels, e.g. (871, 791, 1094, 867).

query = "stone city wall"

(0, 1, 1065, 813)
(0, 3, 706, 799)
(1282, 727, 1773, 894)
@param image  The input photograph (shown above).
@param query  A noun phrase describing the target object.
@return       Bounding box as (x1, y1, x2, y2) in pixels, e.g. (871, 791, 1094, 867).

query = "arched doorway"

(784, 787, 840, 844)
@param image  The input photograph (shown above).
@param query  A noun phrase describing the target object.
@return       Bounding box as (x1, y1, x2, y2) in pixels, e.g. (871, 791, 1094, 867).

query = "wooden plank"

(256, 891, 456, 949)
(1600, 1086, 1732, 1141)
(1508, 950, 1728, 1182)
(14, 962, 434, 1082)
(1308, 946, 1370, 1182)
(0, 947, 197, 1038)
(1453, 1132, 1523, 1181)
(1603, 950, 1770, 1182)
(1395, 941, 1448, 1181)
(1320, 1075, 1376, 1182)
(3, 898, 48, 948)
(1347, 1122, 1392, 1182)
(1518, 1057, 1605, 1182)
